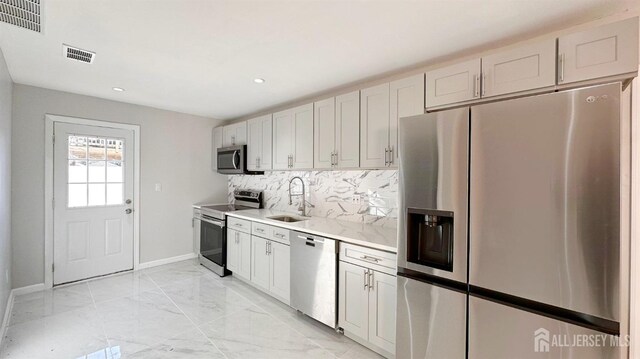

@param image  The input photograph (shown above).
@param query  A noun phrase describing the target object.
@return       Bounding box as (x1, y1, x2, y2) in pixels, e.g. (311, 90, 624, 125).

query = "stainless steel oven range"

(194, 189, 262, 276)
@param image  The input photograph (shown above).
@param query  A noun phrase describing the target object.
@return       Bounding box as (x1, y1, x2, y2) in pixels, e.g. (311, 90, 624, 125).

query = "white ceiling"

(0, 0, 637, 120)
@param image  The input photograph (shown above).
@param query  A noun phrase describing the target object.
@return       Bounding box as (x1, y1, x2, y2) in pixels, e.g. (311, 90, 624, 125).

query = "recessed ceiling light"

(112, 87, 125, 92)
(253, 78, 265, 84)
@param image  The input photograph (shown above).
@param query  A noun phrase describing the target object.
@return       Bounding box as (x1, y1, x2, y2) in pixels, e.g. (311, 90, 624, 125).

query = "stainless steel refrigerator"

(397, 82, 624, 358)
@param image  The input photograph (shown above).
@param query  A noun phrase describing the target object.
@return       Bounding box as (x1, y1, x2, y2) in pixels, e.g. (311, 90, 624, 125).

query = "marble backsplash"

(228, 170, 398, 228)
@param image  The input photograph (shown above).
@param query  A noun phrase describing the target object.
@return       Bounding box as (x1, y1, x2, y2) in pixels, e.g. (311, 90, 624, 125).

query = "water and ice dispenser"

(406, 208, 454, 272)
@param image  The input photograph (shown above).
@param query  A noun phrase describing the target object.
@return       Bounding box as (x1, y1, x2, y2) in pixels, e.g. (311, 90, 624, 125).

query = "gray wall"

(0, 48, 12, 322)
(12, 84, 228, 288)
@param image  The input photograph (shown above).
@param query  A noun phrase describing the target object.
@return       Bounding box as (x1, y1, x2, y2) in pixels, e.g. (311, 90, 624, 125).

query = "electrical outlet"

(155, 183, 162, 192)
(351, 195, 362, 205)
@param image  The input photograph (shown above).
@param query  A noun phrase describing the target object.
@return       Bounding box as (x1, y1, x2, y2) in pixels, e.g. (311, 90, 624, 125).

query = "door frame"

(44, 114, 141, 288)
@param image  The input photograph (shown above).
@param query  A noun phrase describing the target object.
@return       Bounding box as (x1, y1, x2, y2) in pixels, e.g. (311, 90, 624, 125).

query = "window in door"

(67, 135, 125, 208)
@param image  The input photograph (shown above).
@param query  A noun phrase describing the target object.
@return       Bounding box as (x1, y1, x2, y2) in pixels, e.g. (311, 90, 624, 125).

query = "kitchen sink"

(267, 215, 307, 223)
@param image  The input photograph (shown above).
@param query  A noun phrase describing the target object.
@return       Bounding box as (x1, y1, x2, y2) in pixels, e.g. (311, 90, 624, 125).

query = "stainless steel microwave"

(217, 145, 246, 174)
(216, 145, 264, 175)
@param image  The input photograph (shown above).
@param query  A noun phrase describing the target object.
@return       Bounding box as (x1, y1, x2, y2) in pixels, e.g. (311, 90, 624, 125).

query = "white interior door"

(53, 122, 134, 285)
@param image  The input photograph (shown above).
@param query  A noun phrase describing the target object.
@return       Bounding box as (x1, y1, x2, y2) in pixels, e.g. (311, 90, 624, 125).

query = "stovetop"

(201, 203, 253, 213)
(200, 203, 254, 220)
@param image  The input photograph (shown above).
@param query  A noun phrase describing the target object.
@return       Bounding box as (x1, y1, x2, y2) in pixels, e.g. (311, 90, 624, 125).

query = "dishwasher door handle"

(298, 235, 325, 243)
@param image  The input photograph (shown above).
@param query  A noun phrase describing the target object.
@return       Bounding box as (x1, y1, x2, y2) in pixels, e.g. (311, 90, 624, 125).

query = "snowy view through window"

(67, 135, 124, 208)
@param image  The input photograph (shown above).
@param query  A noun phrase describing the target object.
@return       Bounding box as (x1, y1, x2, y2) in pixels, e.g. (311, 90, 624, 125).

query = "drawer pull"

(256, 228, 265, 233)
(360, 255, 381, 263)
(275, 233, 286, 238)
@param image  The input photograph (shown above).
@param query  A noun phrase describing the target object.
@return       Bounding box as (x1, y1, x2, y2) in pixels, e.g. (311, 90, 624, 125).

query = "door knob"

(125, 209, 133, 214)
(125, 199, 132, 204)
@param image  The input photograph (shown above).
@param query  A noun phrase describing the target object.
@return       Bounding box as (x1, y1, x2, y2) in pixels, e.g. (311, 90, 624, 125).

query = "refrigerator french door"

(468, 83, 622, 358)
(396, 108, 469, 358)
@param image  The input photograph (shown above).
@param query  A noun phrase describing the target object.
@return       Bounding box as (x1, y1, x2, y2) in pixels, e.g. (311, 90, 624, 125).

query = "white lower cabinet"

(251, 236, 271, 291)
(248, 223, 291, 304)
(367, 269, 396, 353)
(338, 261, 397, 356)
(227, 228, 251, 280)
(268, 241, 290, 302)
(338, 261, 370, 339)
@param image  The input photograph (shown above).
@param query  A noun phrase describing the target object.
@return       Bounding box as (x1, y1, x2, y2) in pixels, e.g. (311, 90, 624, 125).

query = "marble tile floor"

(0, 259, 383, 359)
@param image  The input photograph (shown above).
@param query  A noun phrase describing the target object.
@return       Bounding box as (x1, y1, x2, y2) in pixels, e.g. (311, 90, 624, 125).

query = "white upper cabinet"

(314, 97, 336, 169)
(360, 83, 390, 168)
(292, 103, 314, 169)
(272, 109, 294, 170)
(315, 91, 360, 169)
(335, 91, 360, 168)
(389, 74, 424, 167)
(212, 126, 223, 170)
(361, 75, 424, 168)
(247, 114, 272, 171)
(482, 40, 556, 97)
(222, 121, 247, 147)
(426, 58, 481, 108)
(559, 17, 639, 85)
(273, 103, 314, 170)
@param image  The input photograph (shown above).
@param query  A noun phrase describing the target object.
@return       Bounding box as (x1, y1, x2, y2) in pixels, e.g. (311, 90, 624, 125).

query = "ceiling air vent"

(63, 44, 95, 64)
(0, 0, 41, 33)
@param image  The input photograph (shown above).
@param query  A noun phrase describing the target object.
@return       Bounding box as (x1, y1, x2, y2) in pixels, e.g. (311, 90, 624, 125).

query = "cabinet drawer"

(252, 222, 273, 239)
(271, 227, 290, 245)
(340, 243, 396, 274)
(228, 217, 251, 234)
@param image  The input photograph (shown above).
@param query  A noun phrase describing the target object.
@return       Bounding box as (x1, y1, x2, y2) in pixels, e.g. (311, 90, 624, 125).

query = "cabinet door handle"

(265, 241, 269, 255)
(363, 269, 369, 290)
(388, 147, 394, 165)
(481, 72, 486, 97)
(384, 148, 389, 166)
(368, 269, 374, 292)
(474, 74, 480, 98)
(558, 53, 565, 83)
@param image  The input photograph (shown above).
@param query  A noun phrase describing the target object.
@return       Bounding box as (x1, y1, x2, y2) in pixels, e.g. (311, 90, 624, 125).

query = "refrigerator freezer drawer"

(469, 296, 621, 359)
(469, 83, 621, 321)
(396, 275, 467, 359)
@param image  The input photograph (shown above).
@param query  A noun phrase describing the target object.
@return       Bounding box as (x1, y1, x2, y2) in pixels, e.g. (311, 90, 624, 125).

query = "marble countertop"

(226, 209, 398, 253)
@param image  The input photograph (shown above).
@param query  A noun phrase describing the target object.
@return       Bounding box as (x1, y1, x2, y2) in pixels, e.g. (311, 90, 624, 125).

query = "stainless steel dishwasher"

(290, 231, 337, 328)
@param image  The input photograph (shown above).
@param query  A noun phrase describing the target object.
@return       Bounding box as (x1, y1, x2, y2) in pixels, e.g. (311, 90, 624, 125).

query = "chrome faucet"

(288, 176, 306, 216)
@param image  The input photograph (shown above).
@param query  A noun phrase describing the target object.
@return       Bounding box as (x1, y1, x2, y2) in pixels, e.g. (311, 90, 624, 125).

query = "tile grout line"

(215, 277, 339, 358)
(145, 271, 231, 359)
(85, 281, 114, 357)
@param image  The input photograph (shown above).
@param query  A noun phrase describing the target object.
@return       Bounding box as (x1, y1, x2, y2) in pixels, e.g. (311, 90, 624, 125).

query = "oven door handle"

(201, 217, 225, 227)
(232, 150, 239, 169)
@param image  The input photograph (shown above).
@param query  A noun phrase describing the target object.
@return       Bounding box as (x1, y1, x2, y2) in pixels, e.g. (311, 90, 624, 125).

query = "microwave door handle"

(232, 151, 239, 169)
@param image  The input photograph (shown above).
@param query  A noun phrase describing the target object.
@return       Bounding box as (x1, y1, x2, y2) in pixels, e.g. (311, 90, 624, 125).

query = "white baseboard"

(137, 253, 198, 270)
(11, 283, 45, 297)
(1, 290, 15, 347)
